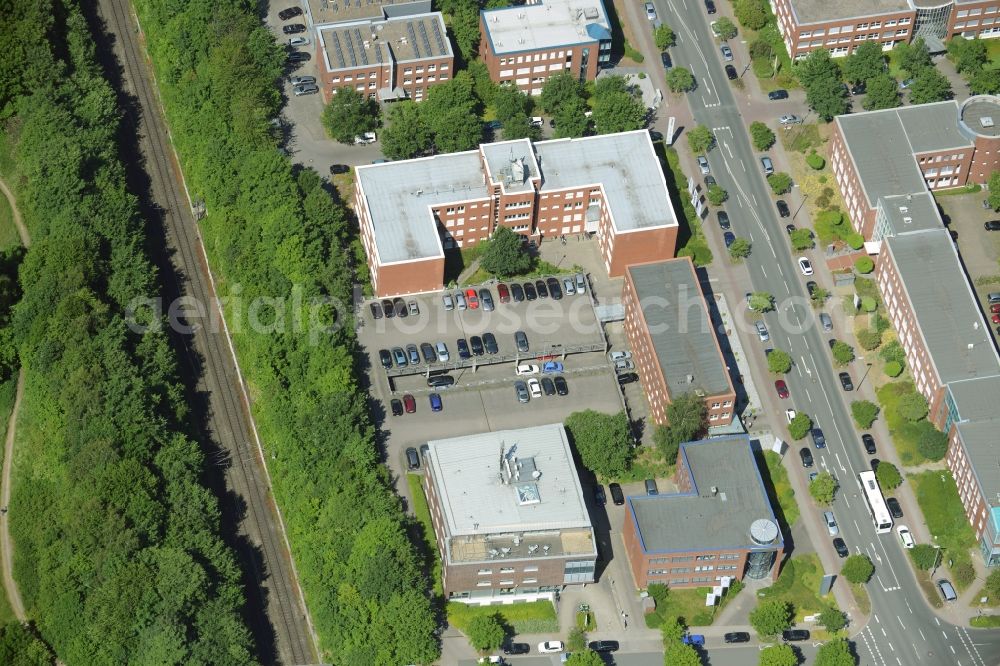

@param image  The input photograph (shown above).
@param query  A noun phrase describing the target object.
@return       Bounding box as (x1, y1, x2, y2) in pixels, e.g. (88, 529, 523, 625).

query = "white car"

(516, 364, 540, 376)
(779, 114, 803, 125)
(644, 2, 657, 20)
(609, 350, 632, 362)
(798, 257, 814, 276)
(528, 378, 542, 398)
(288, 36, 310, 46)
(354, 131, 377, 145)
(614, 359, 635, 371)
(897, 525, 915, 549)
(785, 409, 797, 424)
(538, 641, 565, 654)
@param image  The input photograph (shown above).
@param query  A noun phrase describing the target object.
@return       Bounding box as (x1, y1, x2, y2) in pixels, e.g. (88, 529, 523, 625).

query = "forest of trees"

(131, 0, 439, 662)
(0, 0, 256, 663)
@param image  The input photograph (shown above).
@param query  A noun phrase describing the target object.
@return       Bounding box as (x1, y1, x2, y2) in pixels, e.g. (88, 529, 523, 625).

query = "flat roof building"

(622, 435, 784, 589)
(479, 0, 612, 94)
(622, 258, 735, 427)
(422, 423, 597, 604)
(353, 131, 679, 296)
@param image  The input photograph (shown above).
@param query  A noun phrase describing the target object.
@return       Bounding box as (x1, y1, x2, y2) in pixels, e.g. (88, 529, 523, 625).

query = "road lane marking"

(897, 616, 905, 630)
(919, 628, 926, 641)
(760, 265, 767, 277)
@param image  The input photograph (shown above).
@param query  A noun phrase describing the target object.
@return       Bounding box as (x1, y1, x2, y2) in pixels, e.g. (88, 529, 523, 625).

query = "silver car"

(824, 511, 839, 536)
(514, 380, 530, 403)
(575, 273, 586, 293)
(293, 84, 319, 96)
(563, 278, 575, 295)
(290, 75, 316, 86)
(645, 1, 657, 19)
(442, 293, 454, 311)
(698, 155, 710, 175)
(288, 36, 311, 46)
(755, 320, 770, 342)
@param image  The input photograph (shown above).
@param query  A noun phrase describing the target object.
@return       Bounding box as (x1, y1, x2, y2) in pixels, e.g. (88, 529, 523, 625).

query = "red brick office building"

(622, 435, 784, 589)
(622, 258, 736, 427)
(479, 0, 612, 94)
(353, 131, 678, 297)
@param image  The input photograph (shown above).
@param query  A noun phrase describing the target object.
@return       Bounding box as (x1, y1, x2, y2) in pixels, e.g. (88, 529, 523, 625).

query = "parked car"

(644, 1, 657, 19)
(783, 629, 810, 642)
(937, 579, 957, 602)
(833, 537, 849, 558)
(497, 283, 510, 303)
(278, 6, 303, 19)
(850, 81, 867, 95)
(510, 282, 525, 302)
(515, 330, 529, 352)
(986, 220, 1000, 231)
(725, 64, 738, 80)
(798, 256, 814, 276)
(455, 291, 467, 310)
(429, 393, 443, 412)
(589, 640, 619, 652)
(811, 427, 826, 449)
(287, 51, 310, 62)
(293, 83, 318, 96)
(535, 279, 548, 298)
(839, 371, 854, 391)
(435, 342, 450, 362)
(289, 75, 316, 87)
(469, 335, 484, 356)
(393, 297, 407, 317)
(456, 339, 470, 359)
(775, 379, 789, 399)
(479, 288, 494, 311)
(768, 89, 789, 100)
(282, 23, 306, 34)
(527, 378, 542, 398)
(705, 0, 717, 13)
(824, 510, 839, 536)
(427, 374, 455, 388)
(717, 210, 731, 230)
(523, 281, 537, 300)
(392, 347, 407, 367)
(799, 447, 814, 468)
(779, 114, 802, 125)
(483, 332, 499, 355)
(329, 163, 349, 175)
(618, 372, 639, 385)
(615, 359, 635, 372)
(609, 482, 625, 505)
(408, 300, 419, 315)
(554, 376, 569, 395)
(563, 277, 576, 295)
(609, 350, 632, 362)
(645, 478, 659, 495)
(369, 302, 384, 322)
(761, 156, 774, 175)
(390, 398, 403, 416)
(516, 364, 540, 376)
(886, 497, 903, 519)
(378, 349, 393, 369)
(288, 36, 310, 47)
(819, 312, 833, 331)
(724, 632, 750, 643)
(503, 643, 530, 655)
(776, 199, 790, 217)
(514, 380, 530, 403)
(698, 155, 710, 174)
(870, 458, 881, 472)
(897, 525, 915, 549)
(755, 320, 770, 342)
(465, 288, 480, 309)
(543, 361, 564, 373)
(724, 231, 736, 247)
(720, 44, 733, 61)
(406, 447, 420, 470)
(406, 344, 420, 365)
(576, 273, 586, 293)
(546, 276, 563, 300)
(593, 485, 606, 506)
(538, 641, 564, 654)
(862, 433, 877, 455)
(442, 293, 455, 310)
(403, 393, 416, 413)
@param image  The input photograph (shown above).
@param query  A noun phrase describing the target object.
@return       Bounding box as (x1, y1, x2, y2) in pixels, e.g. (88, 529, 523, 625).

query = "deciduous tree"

(654, 392, 708, 463)
(917, 426, 949, 461)
(480, 226, 533, 277)
(759, 643, 798, 666)
(565, 410, 635, 477)
(815, 638, 853, 666)
(566, 650, 605, 666)
(320, 87, 380, 144)
(851, 400, 879, 429)
(655, 23, 676, 49)
(729, 237, 752, 259)
(898, 390, 928, 421)
(667, 67, 696, 92)
(843, 41, 885, 83)
(687, 125, 715, 153)
(790, 228, 814, 250)
(663, 642, 702, 666)
(988, 171, 1000, 211)
(768, 172, 792, 194)
(810, 471, 837, 505)
(749, 600, 794, 636)
(734, 0, 769, 30)
(819, 607, 847, 632)
(842, 554, 875, 584)
(969, 67, 1000, 95)
(750, 292, 774, 312)
(831, 341, 855, 366)
(862, 74, 900, 110)
(554, 97, 589, 138)
(380, 101, 431, 160)
(876, 461, 902, 490)
(908, 67, 953, 104)
(768, 349, 792, 374)
(947, 37, 988, 74)
(715, 16, 738, 41)
(592, 90, 646, 134)
(894, 37, 933, 76)
(750, 121, 776, 151)
(466, 613, 505, 651)
(789, 413, 812, 439)
(540, 71, 586, 114)
(707, 185, 729, 205)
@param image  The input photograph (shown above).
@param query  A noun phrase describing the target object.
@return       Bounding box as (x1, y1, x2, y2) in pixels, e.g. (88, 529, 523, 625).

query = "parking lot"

(938, 192, 1000, 338)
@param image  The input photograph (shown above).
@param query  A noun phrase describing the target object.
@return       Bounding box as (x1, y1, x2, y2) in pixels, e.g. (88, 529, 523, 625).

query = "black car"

(406, 447, 420, 470)
(806, 280, 817, 297)
(783, 629, 810, 642)
(414, 342, 431, 363)
(725, 64, 738, 80)
(833, 537, 849, 558)
(427, 374, 455, 388)
(511, 282, 525, 302)
(456, 338, 471, 359)
(776, 199, 790, 217)
(850, 81, 867, 96)
(378, 349, 393, 369)
(870, 458, 881, 472)
(661, 51, 672, 68)
(390, 398, 403, 416)
(811, 427, 826, 449)
(609, 482, 625, 505)
(717, 210, 731, 230)
(705, 0, 717, 13)
(862, 433, 877, 454)
(278, 6, 303, 20)
(618, 372, 639, 385)
(588, 640, 619, 653)
(594, 485, 607, 506)
(828, 338, 838, 350)
(649, 130, 664, 142)
(839, 371, 854, 391)
(535, 279, 549, 298)
(483, 332, 499, 354)
(886, 497, 904, 519)
(393, 297, 408, 317)
(330, 163, 349, 175)
(541, 377, 556, 395)
(799, 447, 814, 468)
(469, 335, 484, 356)
(288, 51, 310, 62)
(705, 174, 717, 188)
(554, 376, 569, 395)
(503, 643, 530, 655)
(547, 276, 563, 300)
(381, 298, 394, 318)
(523, 281, 537, 300)
(768, 89, 789, 100)
(369, 301, 383, 319)
(282, 23, 306, 34)
(785, 223, 796, 235)
(724, 632, 750, 644)
(986, 220, 1000, 231)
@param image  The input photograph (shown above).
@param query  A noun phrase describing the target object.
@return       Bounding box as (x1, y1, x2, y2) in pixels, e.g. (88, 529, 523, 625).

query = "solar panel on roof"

(330, 32, 346, 68)
(418, 21, 432, 55)
(431, 20, 446, 53)
(407, 23, 419, 58)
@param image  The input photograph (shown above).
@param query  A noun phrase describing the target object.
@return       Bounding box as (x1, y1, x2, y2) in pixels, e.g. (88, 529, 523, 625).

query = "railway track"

(93, 0, 317, 662)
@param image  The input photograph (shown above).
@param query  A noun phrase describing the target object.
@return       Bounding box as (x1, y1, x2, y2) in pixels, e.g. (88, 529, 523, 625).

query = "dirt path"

(0, 176, 27, 622)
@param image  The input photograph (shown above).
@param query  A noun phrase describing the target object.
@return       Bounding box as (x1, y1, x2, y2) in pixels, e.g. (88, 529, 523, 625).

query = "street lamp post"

(857, 362, 874, 391)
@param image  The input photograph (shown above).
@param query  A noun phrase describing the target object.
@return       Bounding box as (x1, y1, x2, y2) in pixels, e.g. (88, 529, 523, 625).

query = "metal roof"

(627, 436, 783, 553)
(955, 418, 1000, 507)
(536, 131, 677, 232)
(836, 102, 970, 207)
(355, 151, 486, 264)
(425, 423, 592, 536)
(627, 259, 732, 397)
(786, 0, 910, 25)
(884, 229, 1000, 385)
(481, 0, 610, 55)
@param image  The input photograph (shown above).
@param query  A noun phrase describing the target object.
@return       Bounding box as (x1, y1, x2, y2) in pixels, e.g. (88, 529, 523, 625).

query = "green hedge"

(131, 0, 438, 661)
(447, 601, 559, 635)
(664, 149, 713, 266)
(2, 0, 255, 662)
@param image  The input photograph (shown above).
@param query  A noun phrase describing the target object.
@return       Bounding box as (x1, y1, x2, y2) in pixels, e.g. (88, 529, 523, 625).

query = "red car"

(993, 313, 1000, 324)
(775, 379, 789, 399)
(497, 283, 510, 303)
(403, 394, 416, 413)
(991, 302, 1000, 313)
(465, 288, 480, 309)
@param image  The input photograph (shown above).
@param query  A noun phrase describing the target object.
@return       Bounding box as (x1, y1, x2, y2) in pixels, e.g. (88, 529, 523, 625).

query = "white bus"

(858, 470, 893, 533)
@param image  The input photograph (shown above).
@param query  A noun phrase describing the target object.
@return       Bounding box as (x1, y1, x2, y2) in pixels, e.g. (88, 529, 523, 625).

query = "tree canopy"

(321, 87, 380, 144)
(592, 78, 646, 134)
(759, 643, 798, 666)
(768, 172, 793, 194)
(750, 121, 776, 150)
(655, 23, 676, 49)
(540, 70, 586, 114)
(842, 554, 875, 584)
(729, 237, 752, 259)
(734, 0, 769, 30)
(749, 600, 794, 636)
(480, 227, 533, 277)
(831, 341, 855, 366)
(796, 49, 849, 120)
(688, 125, 715, 153)
(876, 461, 902, 490)
(947, 37, 989, 74)
(715, 17, 738, 41)
(466, 613, 505, 651)
(565, 410, 635, 477)
(843, 42, 886, 83)
(663, 642, 702, 666)
(815, 638, 854, 666)
(380, 101, 432, 160)
(851, 400, 879, 429)
(809, 472, 837, 505)
(654, 392, 709, 463)
(894, 37, 933, 76)
(908, 67, 953, 104)
(554, 97, 590, 138)
(789, 413, 812, 439)
(421, 72, 484, 152)
(862, 74, 900, 110)
(768, 349, 792, 374)
(667, 67, 696, 93)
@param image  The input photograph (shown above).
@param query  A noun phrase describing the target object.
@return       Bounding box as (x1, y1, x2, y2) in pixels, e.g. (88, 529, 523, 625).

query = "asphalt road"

(653, 0, 1000, 664)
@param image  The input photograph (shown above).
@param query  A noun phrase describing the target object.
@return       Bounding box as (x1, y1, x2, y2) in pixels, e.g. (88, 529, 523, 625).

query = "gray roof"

(627, 259, 732, 397)
(355, 151, 485, 263)
(425, 423, 592, 536)
(481, 0, 610, 55)
(628, 436, 783, 553)
(955, 419, 1000, 504)
(948, 376, 1000, 423)
(536, 131, 677, 232)
(319, 13, 451, 71)
(885, 229, 1000, 385)
(836, 102, 970, 206)
(306, 0, 430, 26)
(877, 191, 943, 238)
(959, 96, 1000, 138)
(482, 139, 541, 193)
(786, 0, 909, 25)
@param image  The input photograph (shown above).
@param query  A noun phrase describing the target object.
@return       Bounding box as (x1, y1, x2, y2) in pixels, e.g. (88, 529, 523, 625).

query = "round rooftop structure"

(749, 518, 779, 546)
(959, 96, 1000, 139)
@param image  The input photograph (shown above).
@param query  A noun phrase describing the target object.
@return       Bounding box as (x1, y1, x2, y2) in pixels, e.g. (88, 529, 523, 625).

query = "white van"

(354, 131, 377, 145)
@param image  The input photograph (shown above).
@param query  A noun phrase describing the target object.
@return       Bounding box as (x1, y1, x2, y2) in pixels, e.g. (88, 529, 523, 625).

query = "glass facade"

(745, 549, 777, 579)
(944, 389, 960, 434)
(914, 3, 954, 49)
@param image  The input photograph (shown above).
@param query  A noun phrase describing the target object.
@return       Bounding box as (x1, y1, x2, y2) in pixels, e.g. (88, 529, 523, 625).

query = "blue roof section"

(586, 23, 611, 41)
